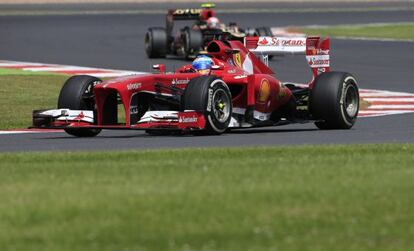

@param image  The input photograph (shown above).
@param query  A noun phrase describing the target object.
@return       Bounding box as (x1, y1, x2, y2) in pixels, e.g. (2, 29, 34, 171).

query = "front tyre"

(310, 72, 359, 129)
(182, 76, 232, 134)
(58, 75, 102, 137)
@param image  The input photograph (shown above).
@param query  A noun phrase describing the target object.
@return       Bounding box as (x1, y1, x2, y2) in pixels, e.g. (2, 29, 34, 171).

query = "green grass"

(300, 23, 414, 40)
(0, 74, 68, 129)
(0, 144, 413, 251)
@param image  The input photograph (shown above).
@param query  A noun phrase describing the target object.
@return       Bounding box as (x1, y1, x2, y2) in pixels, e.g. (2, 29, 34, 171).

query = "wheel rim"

(81, 80, 100, 109)
(212, 89, 231, 123)
(82, 80, 100, 98)
(343, 84, 358, 118)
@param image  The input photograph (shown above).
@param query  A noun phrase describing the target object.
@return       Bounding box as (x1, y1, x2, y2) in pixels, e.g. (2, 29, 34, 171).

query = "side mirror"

(153, 64, 166, 74)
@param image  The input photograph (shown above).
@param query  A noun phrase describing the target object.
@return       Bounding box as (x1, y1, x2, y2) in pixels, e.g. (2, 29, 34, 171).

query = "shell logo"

(258, 78, 271, 103)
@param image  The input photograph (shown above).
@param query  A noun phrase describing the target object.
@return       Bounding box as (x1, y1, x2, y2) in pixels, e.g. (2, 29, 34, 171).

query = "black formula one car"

(144, 3, 273, 59)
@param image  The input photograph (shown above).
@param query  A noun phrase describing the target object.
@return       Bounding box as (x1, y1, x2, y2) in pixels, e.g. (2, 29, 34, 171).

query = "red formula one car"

(32, 35, 359, 136)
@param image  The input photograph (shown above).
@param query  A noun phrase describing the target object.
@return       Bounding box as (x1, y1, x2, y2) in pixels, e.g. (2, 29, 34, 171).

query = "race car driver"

(192, 55, 214, 75)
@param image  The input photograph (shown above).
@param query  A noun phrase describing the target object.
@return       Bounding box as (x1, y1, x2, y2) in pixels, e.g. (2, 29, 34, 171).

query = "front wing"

(32, 109, 206, 131)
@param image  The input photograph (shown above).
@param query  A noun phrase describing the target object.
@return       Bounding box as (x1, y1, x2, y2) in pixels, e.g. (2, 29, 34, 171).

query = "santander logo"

(74, 111, 85, 121)
(258, 37, 269, 45)
(257, 37, 306, 47)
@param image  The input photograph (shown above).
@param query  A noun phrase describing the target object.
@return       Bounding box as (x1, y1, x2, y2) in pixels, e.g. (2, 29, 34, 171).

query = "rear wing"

(244, 36, 330, 78)
(166, 5, 216, 37)
(168, 8, 203, 20)
(167, 5, 215, 21)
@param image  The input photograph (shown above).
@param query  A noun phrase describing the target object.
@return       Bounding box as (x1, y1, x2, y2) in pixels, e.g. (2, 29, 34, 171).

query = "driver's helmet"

(207, 17, 220, 29)
(192, 55, 213, 75)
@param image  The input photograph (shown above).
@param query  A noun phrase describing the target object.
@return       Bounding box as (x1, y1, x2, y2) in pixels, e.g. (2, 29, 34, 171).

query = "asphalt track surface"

(0, 2, 414, 151)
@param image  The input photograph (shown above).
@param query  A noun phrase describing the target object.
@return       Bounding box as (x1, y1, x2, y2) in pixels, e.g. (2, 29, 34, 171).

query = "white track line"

(0, 130, 63, 135)
(0, 60, 147, 76)
(91, 72, 141, 77)
(367, 105, 414, 109)
(364, 98, 414, 102)
(23, 66, 102, 71)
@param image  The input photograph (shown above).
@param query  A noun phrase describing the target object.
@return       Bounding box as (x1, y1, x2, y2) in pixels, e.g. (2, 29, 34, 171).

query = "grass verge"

(300, 23, 414, 40)
(0, 144, 414, 251)
(0, 74, 68, 129)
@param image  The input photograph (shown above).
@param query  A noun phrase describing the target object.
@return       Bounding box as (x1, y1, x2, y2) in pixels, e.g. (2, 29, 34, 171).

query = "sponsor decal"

(233, 52, 242, 68)
(306, 55, 330, 68)
(127, 82, 142, 91)
(258, 78, 271, 103)
(207, 88, 213, 112)
(74, 111, 85, 120)
(171, 78, 190, 85)
(257, 37, 306, 47)
(173, 8, 201, 15)
(307, 45, 316, 52)
(317, 49, 329, 55)
(179, 115, 198, 123)
(282, 39, 306, 46)
(258, 37, 269, 45)
(309, 48, 330, 55)
(227, 69, 236, 74)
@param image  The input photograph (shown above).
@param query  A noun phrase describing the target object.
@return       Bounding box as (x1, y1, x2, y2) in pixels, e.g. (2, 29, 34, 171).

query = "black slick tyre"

(183, 28, 203, 59)
(145, 27, 167, 58)
(309, 71, 359, 129)
(57, 75, 102, 137)
(182, 76, 232, 134)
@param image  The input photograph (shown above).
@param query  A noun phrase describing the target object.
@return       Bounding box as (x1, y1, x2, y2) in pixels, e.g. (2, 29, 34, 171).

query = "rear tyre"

(145, 27, 167, 58)
(183, 28, 203, 59)
(182, 76, 232, 134)
(58, 75, 102, 137)
(309, 72, 359, 129)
